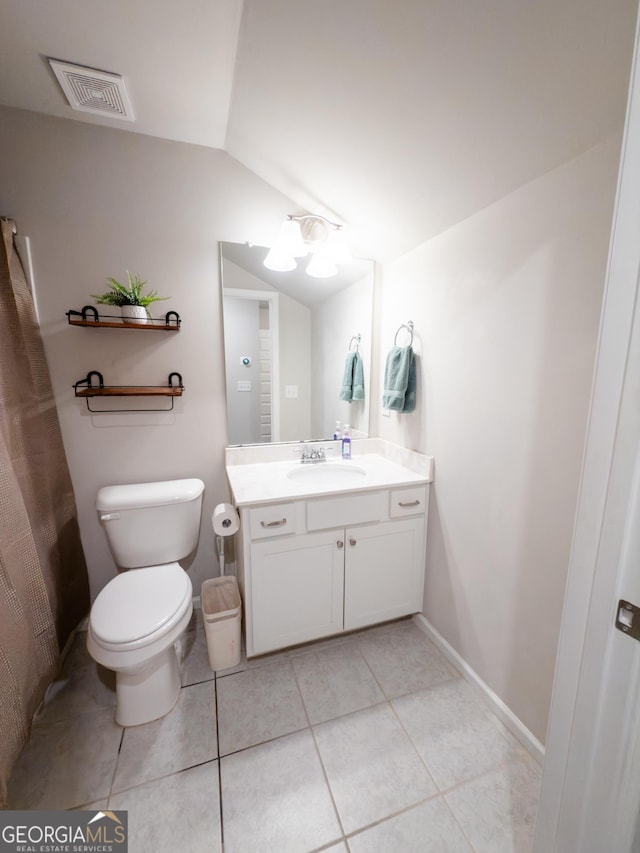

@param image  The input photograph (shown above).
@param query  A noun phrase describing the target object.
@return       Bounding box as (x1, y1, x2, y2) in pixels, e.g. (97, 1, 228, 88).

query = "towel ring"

(349, 334, 361, 352)
(394, 321, 414, 347)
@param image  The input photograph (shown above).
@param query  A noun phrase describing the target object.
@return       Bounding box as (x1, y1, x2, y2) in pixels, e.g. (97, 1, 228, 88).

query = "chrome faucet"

(295, 446, 327, 464)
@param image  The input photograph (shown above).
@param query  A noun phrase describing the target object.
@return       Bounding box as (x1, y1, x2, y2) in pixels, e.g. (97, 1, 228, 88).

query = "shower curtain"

(0, 218, 89, 806)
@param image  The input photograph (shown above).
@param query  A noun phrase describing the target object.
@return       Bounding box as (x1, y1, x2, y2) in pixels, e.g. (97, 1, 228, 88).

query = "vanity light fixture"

(264, 214, 352, 278)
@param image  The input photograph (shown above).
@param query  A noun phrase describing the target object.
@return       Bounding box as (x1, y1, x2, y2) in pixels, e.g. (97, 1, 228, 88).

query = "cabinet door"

(250, 530, 345, 655)
(344, 517, 425, 631)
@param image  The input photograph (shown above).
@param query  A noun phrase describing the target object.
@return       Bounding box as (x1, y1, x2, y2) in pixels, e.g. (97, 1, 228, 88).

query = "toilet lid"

(90, 563, 191, 645)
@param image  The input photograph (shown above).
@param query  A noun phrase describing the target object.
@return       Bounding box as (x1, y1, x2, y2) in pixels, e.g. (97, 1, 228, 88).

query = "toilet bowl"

(88, 563, 193, 726)
(87, 478, 204, 726)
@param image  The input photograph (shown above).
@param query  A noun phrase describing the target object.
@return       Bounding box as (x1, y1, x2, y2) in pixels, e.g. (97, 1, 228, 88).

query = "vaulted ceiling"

(0, 0, 637, 261)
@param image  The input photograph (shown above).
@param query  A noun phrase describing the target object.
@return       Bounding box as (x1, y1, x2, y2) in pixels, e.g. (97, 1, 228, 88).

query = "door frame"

(223, 288, 280, 443)
(534, 11, 640, 850)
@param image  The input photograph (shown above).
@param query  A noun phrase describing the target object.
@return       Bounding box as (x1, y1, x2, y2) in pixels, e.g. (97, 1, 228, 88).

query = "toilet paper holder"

(212, 502, 240, 575)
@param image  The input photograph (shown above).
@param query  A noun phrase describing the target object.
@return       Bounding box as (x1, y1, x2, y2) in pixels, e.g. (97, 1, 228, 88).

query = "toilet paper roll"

(212, 502, 240, 536)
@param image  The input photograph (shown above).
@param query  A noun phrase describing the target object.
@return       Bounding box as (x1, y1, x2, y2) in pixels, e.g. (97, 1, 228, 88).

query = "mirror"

(221, 242, 374, 446)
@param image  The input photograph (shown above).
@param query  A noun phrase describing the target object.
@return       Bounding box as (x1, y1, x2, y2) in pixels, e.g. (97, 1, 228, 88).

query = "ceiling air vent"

(48, 59, 134, 121)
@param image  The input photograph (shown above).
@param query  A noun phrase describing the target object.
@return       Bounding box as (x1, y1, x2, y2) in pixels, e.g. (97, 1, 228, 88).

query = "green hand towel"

(352, 352, 365, 401)
(382, 345, 416, 412)
(401, 348, 416, 413)
(340, 351, 365, 402)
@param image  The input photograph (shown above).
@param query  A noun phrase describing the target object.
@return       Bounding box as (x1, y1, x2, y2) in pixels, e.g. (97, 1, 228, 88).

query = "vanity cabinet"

(343, 516, 425, 631)
(250, 530, 344, 653)
(237, 485, 429, 657)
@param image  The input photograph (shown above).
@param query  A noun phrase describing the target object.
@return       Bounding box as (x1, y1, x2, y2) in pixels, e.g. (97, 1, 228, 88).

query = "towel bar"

(394, 321, 414, 347)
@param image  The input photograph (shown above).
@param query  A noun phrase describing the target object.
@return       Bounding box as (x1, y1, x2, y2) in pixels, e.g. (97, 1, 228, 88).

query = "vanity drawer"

(389, 486, 428, 518)
(307, 491, 385, 531)
(250, 503, 297, 539)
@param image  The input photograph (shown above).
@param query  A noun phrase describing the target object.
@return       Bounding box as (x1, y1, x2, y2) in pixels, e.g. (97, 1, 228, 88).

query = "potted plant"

(92, 272, 169, 325)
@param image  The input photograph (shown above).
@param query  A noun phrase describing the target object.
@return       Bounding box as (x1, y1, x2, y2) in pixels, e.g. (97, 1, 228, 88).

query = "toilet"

(87, 478, 205, 727)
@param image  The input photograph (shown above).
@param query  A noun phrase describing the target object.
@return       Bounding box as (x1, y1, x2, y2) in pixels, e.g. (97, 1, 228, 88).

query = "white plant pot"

(121, 305, 149, 325)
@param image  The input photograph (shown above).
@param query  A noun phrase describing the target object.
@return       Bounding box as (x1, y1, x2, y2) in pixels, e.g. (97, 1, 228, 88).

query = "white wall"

(311, 273, 374, 440)
(0, 105, 297, 600)
(278, 296, 312, 441)
(375, 136, 622, 742)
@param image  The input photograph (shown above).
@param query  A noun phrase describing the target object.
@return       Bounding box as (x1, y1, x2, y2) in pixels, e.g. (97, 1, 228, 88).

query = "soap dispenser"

(333, 421, 342, 441)
(341, 424, 351, 459)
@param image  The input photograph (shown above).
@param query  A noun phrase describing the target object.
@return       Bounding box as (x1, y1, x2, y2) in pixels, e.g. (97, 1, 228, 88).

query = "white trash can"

(201, 576, 242, 671)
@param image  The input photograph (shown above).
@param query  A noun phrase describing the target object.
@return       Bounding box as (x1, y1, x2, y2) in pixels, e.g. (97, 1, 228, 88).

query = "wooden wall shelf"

(67, 306, 180, 330)
(74, 385, 184, 398)
(73, 371, 184, 412)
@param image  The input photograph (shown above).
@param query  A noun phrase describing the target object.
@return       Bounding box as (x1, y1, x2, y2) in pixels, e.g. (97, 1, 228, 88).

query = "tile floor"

(7, 614, 542, 852)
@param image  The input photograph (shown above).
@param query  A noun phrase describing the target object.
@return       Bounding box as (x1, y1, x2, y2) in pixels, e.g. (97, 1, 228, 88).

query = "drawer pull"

(349, 537, 357, 546)
(260, 518, 287, 528)
(399, 499, 420, 508)
(337, 540, 344, 548)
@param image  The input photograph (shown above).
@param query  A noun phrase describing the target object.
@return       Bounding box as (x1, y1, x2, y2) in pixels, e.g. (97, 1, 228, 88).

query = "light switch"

(237, 381, 251, 392)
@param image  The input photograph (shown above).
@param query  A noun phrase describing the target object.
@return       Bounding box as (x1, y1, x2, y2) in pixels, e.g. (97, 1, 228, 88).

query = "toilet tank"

(97, 478, 205, 569)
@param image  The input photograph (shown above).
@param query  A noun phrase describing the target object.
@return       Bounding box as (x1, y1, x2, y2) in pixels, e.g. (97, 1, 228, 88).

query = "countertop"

(226, 450, 433, 507)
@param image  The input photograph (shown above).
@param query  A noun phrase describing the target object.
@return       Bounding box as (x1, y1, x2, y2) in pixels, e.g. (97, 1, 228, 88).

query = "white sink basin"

(286, 462, 367, 485)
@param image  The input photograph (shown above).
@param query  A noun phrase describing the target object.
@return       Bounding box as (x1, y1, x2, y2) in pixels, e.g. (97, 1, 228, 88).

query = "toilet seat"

(90, 562, 192, 652)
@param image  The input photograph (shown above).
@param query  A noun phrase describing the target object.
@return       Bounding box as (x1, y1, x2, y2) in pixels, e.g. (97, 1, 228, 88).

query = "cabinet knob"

(337, 540, 344, 548)
(349, 537, 357, 546)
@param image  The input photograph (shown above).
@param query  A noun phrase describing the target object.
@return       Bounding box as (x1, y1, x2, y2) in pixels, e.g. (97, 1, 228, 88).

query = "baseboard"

(413, 614, 545, 765)
(39, 618, 88, 716)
